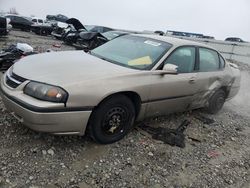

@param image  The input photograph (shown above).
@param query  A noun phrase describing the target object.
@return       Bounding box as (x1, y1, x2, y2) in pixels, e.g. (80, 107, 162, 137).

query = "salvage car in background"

(74, 32, 108, 51)
(51, 22, 69, 39)
(46, 14, 68, 23)
(5, 15, 33, 31)
(74, 30, 130, 51)
(51, 18, 115, 49)
(62, 18, 87, 44)
(0, 35, 240, 144)
(31, 21, 53, 36)
(225, 37, 245, 43)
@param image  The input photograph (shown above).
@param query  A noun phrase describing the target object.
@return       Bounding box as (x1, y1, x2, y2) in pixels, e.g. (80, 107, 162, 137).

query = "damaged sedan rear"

(0, 35, 240, 144)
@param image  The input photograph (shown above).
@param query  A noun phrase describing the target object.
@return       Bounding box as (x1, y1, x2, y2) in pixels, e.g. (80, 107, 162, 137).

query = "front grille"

(6, 76, 20, 88)
(5, 71, 27, 89)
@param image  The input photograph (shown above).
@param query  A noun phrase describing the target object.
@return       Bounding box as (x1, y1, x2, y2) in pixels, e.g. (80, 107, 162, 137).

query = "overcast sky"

(1, 0, 250, 41)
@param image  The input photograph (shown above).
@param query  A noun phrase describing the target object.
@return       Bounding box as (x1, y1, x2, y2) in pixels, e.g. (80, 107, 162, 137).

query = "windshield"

(85, 25, 95, 31)
(91, 35, 172, 70)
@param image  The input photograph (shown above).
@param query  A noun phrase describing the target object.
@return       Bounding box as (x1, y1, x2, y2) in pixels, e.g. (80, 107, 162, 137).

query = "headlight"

(24, 81, 68, 103)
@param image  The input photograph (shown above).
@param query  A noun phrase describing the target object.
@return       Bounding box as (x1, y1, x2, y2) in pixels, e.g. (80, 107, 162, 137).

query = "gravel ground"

(0, 30, 250, 188)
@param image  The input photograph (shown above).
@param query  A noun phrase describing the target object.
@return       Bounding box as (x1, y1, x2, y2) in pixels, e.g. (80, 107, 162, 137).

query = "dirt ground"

(0, 30, 250, 188)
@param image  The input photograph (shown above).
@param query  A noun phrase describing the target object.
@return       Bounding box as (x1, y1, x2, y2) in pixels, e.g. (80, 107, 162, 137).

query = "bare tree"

(8, 7, 19, 15)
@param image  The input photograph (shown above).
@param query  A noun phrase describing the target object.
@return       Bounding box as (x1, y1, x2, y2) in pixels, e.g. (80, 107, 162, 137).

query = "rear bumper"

(227, 65, 241, 100)
(0, 85, 92, 136)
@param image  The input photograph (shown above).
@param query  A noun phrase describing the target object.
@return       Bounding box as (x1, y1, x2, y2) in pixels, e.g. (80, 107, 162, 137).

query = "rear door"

(191, 47, 228, 108)
(146, 46, 202, 117)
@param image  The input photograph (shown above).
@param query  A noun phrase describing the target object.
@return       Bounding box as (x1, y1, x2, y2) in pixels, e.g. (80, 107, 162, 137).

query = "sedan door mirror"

(153, 63, 178, 75)
(163, 64, 178, 73)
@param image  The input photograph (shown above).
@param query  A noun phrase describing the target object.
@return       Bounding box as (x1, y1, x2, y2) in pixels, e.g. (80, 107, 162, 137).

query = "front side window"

(199, 48, 220, 72)
(164, 47, 196, 73)
(91, 35, 172, 70)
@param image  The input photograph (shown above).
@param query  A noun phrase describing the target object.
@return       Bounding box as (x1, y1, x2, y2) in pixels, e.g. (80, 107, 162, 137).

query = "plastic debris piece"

(52, 43, 61, 48)
(16, 43, 33, 53)
(207, 150, 220, 158)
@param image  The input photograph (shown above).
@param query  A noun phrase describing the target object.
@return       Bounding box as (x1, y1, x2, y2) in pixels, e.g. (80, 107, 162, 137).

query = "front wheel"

(206, 89, 226, 114)
(88, 95, 135, 144)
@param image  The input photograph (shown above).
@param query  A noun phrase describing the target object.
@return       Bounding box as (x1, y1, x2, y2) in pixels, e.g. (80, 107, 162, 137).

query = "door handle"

(189, 77, 196, 84)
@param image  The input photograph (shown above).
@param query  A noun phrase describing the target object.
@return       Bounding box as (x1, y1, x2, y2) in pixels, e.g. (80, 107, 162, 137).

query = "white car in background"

(31, 17, 45, 26)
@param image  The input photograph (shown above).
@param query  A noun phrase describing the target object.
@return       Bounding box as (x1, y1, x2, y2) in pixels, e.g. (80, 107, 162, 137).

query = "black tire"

(41, 29, 48, 36)
(88, 95, 135, 144)
(206, 89, 226, 114)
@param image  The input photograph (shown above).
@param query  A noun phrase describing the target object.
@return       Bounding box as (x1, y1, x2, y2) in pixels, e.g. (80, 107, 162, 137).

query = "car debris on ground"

(0, 43, 35, 71)
(138, 120, 190, 148)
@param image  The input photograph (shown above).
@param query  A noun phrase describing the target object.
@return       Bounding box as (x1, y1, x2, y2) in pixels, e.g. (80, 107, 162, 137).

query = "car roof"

(106, 30, 128, 34)
(134, 34, 215, 49)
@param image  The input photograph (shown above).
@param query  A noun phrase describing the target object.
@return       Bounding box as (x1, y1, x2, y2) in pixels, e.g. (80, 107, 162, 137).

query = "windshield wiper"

(90, 52, 110, 62)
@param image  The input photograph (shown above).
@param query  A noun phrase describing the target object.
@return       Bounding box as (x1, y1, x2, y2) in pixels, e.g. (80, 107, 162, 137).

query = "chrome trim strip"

(6, 71, 22, 84)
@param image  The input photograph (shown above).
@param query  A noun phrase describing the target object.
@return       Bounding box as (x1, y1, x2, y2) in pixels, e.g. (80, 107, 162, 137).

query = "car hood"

(12, 51, 137, 86)
(66, 18, 86, 31)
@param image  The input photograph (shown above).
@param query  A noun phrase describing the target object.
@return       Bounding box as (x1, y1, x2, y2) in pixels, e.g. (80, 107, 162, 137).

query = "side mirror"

(162, 64, 178, 73)
(153, 63, 178, 75)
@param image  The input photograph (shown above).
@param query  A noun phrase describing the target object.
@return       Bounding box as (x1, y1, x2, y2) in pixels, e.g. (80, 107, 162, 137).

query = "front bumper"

(0, 79, 92, 136)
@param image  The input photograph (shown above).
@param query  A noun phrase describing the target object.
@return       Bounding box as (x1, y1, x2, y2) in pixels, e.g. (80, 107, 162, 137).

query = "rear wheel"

(206, 89, 226, 114)
(88, 95, 135, 144)
(40, 29, 48, 36)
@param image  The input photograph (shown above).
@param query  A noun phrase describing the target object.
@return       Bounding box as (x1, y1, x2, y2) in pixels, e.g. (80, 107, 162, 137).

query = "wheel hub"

(216, 96, 224, 109)
(102, 107, 127, 135)
(108, 115, 121, 133)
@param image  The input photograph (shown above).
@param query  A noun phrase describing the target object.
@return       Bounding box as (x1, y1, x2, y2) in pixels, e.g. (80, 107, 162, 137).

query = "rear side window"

(164, 47, 196, 73)
(199, 48, 220, 72)
(38, 19, 43, 23)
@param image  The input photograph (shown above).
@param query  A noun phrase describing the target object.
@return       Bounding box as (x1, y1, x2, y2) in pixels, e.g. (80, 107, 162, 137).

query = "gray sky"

(1, 0, 250, 41)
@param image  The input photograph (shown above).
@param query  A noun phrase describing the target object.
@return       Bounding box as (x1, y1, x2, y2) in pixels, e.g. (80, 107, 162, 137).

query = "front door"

(145, 46, 202, 117)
